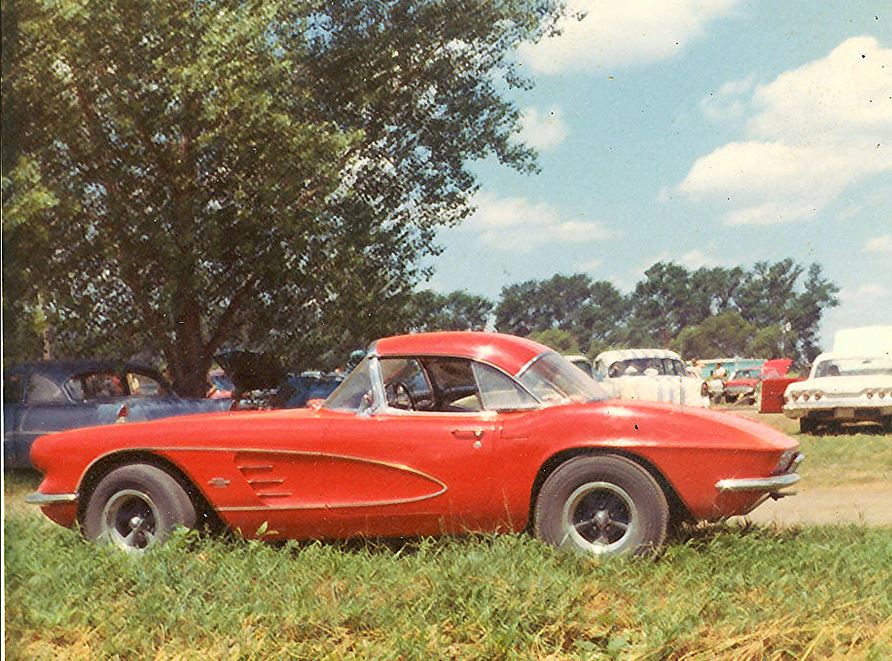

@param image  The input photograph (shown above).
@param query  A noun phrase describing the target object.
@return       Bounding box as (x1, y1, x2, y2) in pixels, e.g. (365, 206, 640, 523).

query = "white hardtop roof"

(595, 348, 682, 365)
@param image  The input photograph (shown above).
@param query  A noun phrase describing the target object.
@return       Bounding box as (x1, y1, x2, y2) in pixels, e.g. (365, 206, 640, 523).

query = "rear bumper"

(715, 473, 800, 492)
(25, 492, 78, 505)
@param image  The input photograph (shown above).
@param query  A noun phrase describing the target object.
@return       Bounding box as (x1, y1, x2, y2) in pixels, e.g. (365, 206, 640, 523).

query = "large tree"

(3, 0, 560, 393)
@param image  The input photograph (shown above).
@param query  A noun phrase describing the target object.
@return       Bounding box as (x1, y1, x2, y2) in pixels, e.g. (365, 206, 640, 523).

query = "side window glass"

(4, 374, 26, 404)
(325, 358, 374, 411)
(423, 358, 480, 412)
(380, 358, 434, 411)
(473, 363, 538, 411)
(28, 374, 66, 404)
(126, 372, 166, 397)
(66, 372, 126, 401)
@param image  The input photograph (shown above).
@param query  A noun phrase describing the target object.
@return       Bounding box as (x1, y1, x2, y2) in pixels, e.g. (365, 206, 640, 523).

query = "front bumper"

(783, 398, 892, 419)
(25, 492, 78, 505)
(715, 473, 800, 492)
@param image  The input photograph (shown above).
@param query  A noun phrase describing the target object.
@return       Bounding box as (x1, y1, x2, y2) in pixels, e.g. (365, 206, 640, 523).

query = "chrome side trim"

(715, 473, 801, 492)
(217, 489, 447, 512)
(25, 492, 78, 505)
(150, 446, 449, 511)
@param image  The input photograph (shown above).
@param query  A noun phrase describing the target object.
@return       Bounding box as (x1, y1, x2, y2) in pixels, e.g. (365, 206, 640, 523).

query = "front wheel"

(534, 455, 669, 556)
(83, 464, 196, 553)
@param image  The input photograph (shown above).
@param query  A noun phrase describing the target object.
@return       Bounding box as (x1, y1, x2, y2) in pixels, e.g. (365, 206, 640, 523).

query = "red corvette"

(28, 332, 802, 556)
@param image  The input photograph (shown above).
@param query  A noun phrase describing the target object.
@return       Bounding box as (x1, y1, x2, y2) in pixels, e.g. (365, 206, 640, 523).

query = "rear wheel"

(534, 455, 668, 556)
(799, 417, 818, 434)
(83, 464, 196, 553)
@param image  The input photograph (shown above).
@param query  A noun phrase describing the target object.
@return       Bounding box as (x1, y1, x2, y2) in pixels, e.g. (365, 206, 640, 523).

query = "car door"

(315, 356, 503, 538)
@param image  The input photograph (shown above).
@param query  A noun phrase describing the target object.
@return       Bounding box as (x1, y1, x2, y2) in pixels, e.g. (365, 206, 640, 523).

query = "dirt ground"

(726, 409, 892, 527)
(738, 483, 892, 527)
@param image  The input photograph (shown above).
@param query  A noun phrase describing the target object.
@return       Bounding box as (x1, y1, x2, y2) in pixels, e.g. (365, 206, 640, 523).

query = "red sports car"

(28, 332, 802, 556)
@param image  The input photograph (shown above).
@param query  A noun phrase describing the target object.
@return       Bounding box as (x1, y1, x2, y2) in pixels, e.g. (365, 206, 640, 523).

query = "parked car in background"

(593, 349, 709, 408)
(27, 332, 801, 556)
(215, 350, 343, 409)
(783, 353, 892, 433)
(564, 354, 593, 377)
(3, 360, 230, 469)
(723, 359, 794, 405)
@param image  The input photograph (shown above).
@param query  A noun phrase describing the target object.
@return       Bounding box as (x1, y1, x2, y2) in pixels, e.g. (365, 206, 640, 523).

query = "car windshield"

(731, 369, 759, 379)
(607, 358, 685, 377)
(814, 357, 892, 378)
(519, 352, 608, 404)
(324, 358, 374, 411)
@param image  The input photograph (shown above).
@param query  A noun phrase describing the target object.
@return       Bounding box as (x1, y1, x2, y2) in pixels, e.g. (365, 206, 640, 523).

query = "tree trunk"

(169, 287, 212, 397)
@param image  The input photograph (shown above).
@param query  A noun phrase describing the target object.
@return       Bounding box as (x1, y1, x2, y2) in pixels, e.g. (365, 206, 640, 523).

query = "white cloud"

(678, 36, 892, 226)
(518, 0, 742, 74)
(577, 258, 603, 272)
(518, 106, 568, 150)
(865, 234, 892, 254)
(639, 248, 722, 272)
(699, 75, 755, 122)
(464, 192, 613, 252)
(679, 249, 721, 269)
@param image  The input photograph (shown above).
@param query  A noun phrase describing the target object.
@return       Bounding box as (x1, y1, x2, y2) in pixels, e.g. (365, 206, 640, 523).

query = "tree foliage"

(495, 274, 627, 350)
(2, 0, 560, 392)
(406, 289, 493, 332)
(494, 260, 837, 363)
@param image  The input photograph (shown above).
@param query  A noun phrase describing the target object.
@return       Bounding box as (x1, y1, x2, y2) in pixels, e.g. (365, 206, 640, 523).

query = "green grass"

(5, 515, 892, 660)
(5, 416, 891, 659)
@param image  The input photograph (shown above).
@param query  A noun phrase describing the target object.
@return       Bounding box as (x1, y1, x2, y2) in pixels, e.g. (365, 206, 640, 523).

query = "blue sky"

(429, 0, 891, 348)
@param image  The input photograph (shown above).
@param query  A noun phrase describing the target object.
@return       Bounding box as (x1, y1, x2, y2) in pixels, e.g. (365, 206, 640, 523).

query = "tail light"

(115, 404, 129, 423)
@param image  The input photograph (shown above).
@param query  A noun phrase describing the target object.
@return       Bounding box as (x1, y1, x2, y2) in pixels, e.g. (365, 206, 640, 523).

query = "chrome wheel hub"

(562, 481, 637, 554)
(101, 489, 160, 553)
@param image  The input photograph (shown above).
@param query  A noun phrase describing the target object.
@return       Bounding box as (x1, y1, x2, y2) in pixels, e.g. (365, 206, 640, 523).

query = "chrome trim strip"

(148, 446, 450, 510)
(515, 352, 547, 380)
(715, 473, 801, 492)
(218, 489, 447, 512)
(25, 492, 78, 505)
(370, 352, 543, 406)
(367, 355, 388, 414)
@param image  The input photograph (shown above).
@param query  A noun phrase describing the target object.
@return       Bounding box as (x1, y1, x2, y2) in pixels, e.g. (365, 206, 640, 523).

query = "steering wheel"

(392, 382, 417, 410)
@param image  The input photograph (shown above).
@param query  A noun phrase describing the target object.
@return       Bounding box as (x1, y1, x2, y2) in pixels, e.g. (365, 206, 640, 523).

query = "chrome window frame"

(366, 352, 542, 416)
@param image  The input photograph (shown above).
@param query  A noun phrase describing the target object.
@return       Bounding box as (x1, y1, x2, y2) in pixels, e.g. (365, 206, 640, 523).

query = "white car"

(783, 353, 892, 433)
(593, 349, 710, 408)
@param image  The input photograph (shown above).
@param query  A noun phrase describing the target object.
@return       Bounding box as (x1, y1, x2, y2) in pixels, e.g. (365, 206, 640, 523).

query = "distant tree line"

(410, 259, 839, 365)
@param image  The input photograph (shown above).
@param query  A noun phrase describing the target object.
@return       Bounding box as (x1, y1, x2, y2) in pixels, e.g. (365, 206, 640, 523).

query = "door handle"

(451, 428, 484, 440)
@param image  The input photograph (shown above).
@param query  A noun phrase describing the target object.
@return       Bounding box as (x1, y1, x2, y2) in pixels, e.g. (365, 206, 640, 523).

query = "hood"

(215, 350, 289, 391)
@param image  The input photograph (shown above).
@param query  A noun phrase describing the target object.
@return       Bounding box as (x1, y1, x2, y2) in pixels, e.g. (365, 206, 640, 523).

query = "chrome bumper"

(25, 492, 78, 505)
(715, 473, 801, 492)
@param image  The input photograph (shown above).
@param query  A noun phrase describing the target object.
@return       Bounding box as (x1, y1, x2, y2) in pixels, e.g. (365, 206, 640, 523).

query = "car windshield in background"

(519, 352, 607, 404)
(814, 357, 892, 378)
(731, 369, 760, 379)
(607, 358, 686, 378)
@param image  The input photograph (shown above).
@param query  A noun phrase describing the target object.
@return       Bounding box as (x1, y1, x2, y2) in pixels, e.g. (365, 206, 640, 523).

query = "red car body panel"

(30, 332, 799, 540)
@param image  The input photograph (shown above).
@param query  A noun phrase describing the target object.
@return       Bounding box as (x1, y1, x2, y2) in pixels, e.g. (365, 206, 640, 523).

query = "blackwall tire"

(534, 455, 669, 557)
(799, 417, 818, 434)
(83, 464, 196, 553)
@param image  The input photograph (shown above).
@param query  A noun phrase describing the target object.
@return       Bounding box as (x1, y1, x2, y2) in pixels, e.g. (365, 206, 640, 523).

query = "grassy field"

(5, 416, 892, 660)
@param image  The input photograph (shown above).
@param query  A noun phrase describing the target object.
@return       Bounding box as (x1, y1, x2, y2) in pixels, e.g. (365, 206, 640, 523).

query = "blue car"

(3, 360, 230, 469)
(215, 350, 343, 409)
